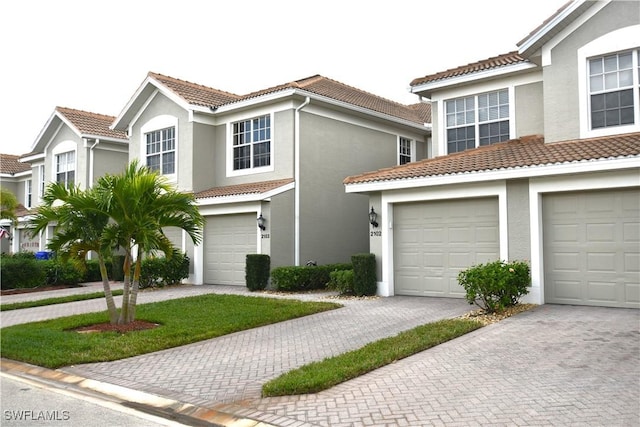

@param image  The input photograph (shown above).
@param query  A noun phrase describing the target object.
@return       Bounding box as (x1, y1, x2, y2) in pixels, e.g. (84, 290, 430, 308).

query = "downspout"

(88, 139, 100, 188)
(294, 97, 310, 266)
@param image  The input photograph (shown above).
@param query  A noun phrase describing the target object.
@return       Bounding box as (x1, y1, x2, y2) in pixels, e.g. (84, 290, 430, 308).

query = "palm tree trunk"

(98, 253, 119, 324)
(118, 251, 132, 324)
(127, 253, 143, 323)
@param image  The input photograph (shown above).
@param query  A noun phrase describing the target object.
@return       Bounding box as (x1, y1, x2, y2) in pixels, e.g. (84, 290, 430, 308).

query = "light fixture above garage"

(369, 207, 379, 228)
(257, 213, 266, 230)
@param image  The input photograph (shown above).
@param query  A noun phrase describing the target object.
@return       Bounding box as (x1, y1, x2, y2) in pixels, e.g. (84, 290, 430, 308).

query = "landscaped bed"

(0, 293, 341, 369)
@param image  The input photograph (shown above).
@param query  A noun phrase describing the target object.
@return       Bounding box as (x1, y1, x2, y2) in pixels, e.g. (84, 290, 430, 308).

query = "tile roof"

(344, 132, 640, 185)
(148, 72, 242, 107)
(149, 72, 430, 125)
(516, 0, 573, 48)
(409, 51, 530, 87)
(56, 107, 127, 140)
(0, 154, 31, 175)
(195, 178, 294, 200)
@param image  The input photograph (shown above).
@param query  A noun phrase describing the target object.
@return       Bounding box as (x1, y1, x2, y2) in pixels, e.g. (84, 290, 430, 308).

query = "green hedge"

(139, 250, 190, 289)
(246, 254, 271, 291)
(271, 263, 352, 292)
(327, 269, 355, 295)
(352, 253, 377, 296)
(0, 253, 46, 289)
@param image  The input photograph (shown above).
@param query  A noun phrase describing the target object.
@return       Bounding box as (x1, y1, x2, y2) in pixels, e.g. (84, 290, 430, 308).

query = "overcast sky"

(1, 0, 568, 156)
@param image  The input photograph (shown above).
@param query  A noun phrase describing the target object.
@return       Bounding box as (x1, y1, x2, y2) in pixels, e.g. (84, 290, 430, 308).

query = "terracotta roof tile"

(195, 178, 294, 199)
(150, 72, 429, 125)
(56, 107, 127, 140)
(149, 72, 242, 107)
(15, 204, 31, 218)
(409, 51, 530, 87)
(344, 132, 640, 185)
(0, 154, 31, 175)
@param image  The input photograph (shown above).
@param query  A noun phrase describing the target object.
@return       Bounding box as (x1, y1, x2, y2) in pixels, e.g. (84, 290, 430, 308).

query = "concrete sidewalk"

(2, 284, 639, 426)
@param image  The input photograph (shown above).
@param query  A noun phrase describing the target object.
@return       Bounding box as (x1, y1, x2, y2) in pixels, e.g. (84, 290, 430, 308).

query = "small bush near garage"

(327, 269, 355, 295)
(43, 257, 83, 286)
(139, 250, 190, 289)
(0, 252, 46, 289)
(351, 253, 377, 296)
(458, 260, 530, 313)
(271, 263, 352, 292)
(246, 254, 271, 291)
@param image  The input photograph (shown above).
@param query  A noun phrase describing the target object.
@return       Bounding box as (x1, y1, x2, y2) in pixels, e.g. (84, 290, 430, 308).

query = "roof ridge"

(148, 71, 241, 99)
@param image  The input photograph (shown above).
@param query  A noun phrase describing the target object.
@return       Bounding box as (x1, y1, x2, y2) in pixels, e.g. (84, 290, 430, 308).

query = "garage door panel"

(394, 197, 499, 297)
(543, 188, 640, 308)
(204, 213, 256, 286)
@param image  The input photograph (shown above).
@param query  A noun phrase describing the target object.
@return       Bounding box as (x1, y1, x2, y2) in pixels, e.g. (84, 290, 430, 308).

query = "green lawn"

(1, 290, 125, 311)
(0, 294, 341, 369)
(262, 318, 482, 397)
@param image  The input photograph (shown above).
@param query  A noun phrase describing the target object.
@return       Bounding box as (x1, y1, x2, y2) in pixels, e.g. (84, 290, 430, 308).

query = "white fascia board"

(213, 89, 429, 132)
(345, 156, 640, 194)
(80, 134, 129, 144)
(19, 153, 45, 162)
(29, 110, 60, 153)
(196, 181, 295, 207)
(410, 62, 538, 97)
(518, 0, 590, 56)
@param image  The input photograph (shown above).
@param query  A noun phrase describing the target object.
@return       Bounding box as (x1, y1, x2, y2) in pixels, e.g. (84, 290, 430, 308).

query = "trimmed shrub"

(352, 253, 377, 296)
(43, 257, 83, 286)
(327, 269, 355, 295)
(139, 250, 190, 289)
(457, 260, 531, 313)
(0, 253, 46, 289)
(271, 263, 352, 292)
(246, 254, 271, 291)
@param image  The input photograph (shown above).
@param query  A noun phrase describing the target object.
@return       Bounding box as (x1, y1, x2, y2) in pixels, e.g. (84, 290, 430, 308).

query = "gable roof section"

(55, 107, 127, 140)
(0, 154, 31, 175)
(195, 178, 294, 200)
(148, 72, 242, 107)
(344, 132, 640, 185)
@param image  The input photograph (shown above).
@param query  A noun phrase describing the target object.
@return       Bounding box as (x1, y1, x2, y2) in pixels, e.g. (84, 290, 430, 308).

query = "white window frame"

(25, 179, 32, 208)
(444, 88, 511, 154)
(226, 112, 275, 177)
(398, 136, 415, 165)
(51, 141, 77, 189)
(140, 115, 178, 181)
(578, 25, 640, 138)
(38, 164, 45, 199)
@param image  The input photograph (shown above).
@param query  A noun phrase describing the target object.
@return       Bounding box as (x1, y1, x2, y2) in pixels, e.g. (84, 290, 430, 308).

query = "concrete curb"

(0, 358, 275, 427)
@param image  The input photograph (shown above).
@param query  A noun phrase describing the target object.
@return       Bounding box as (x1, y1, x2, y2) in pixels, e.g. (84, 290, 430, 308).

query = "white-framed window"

(445, 89, 510, 154)
(25, 179, 32, 208)
(38, 165, 45, 198)
(55, 151, 75, 188)
(145, 127, 176, 175)
(232, 114, 271, 171)
(398, 137, 414, 165)
(588, 49, 639, 130)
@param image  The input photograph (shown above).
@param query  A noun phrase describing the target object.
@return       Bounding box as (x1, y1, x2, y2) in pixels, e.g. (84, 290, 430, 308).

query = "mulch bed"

(1, 284, 81, 296)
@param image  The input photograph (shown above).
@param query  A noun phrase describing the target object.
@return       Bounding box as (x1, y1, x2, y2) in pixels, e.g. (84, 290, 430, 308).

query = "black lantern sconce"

(369, 207, 379, 228)
(257, 213, 266, 230)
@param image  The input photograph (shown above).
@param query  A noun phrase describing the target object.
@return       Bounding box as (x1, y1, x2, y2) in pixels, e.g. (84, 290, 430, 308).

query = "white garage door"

(394, 197, 500, 297)
(204, 213, 257, 286)
(543, 188, 640, 308)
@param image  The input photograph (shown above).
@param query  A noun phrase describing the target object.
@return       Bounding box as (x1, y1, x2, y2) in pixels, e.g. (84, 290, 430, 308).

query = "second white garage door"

(394, 197, 500, 297)
(543, 188, 640, 308)
(204, 213, 257, 286)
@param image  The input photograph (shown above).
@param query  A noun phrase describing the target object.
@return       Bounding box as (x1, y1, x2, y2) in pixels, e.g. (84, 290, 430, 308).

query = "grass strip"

(262, 318, 482, 397)
(0, 293, 340, 369)
(1, 290, 125, 311)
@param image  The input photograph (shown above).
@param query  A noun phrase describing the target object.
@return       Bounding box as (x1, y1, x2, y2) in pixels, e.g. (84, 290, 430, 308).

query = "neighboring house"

(344, 0, 640, 308)
(7, 107, 128, 253)
(112, 72, 431, 285)
(0, 154, 32, 253)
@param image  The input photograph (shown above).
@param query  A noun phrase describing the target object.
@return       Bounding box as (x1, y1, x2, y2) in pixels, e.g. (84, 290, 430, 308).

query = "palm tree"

(29, 183, 119, 323)
(1, 187, 19, 222)
(95, 160, 204, 324)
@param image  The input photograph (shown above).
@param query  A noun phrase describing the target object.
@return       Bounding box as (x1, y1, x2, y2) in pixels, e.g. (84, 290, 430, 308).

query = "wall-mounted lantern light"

(369, 207, 379, 228)
(257, 213, 266, 230)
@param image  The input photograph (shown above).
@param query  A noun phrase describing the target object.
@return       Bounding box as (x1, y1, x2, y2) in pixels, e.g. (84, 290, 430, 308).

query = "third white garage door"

(394, 197, 500, 297)
(204, 213, 257, 286)
(543, 188, 640, 308)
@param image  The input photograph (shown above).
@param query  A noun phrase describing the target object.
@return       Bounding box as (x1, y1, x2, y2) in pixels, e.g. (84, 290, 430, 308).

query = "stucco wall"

(515, 82, 544, 138)
(506, 179, 531, 261)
